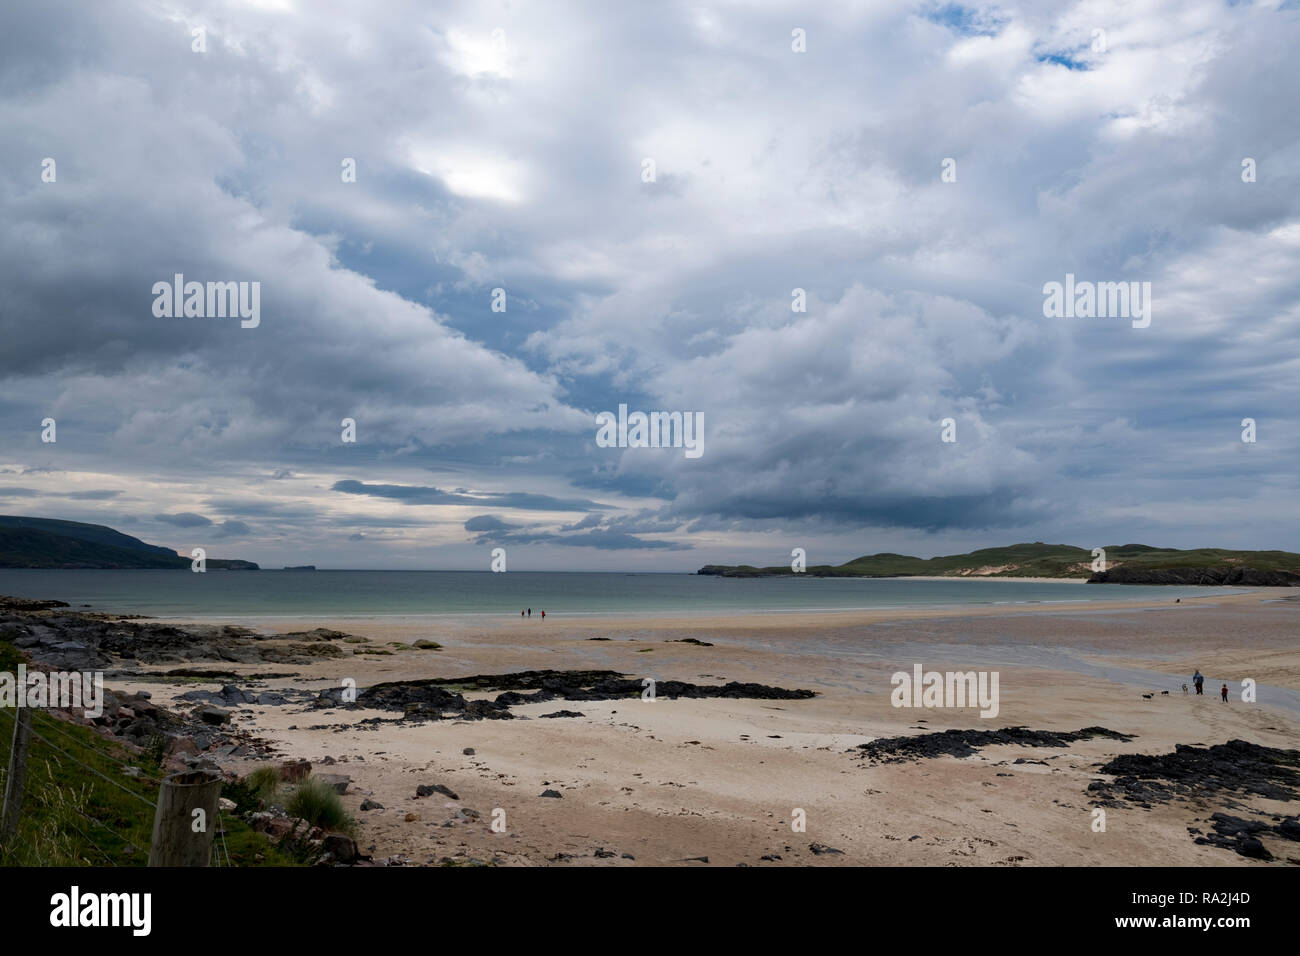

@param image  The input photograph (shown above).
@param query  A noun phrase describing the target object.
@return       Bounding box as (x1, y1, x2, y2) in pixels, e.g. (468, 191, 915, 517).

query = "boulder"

(279, 759, 312, 783)
(322, 834, 359, 864)
(317, 773, 351, 795)
(197, 706, 231, 725)
(166, 736, 200, 757)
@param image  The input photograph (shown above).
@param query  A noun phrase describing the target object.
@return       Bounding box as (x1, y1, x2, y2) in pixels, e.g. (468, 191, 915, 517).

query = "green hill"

(698, 542, 1300, 585)
(0, 516, 258, 569)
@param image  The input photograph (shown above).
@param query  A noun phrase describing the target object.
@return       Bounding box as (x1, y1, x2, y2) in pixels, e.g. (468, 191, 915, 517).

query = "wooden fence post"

(0, 708, 34, 846)
(148, 769, 222, 866)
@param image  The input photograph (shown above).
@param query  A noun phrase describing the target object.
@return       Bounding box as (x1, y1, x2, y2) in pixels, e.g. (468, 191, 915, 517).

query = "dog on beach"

(1182, 683, 1189, 694)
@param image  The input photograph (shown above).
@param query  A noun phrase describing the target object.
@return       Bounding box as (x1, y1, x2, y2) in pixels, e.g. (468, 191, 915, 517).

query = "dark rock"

(416, 783, 459, 800)
(540, 789, 563, 798)
(197, 706, 231, 725)
(809, 843, 844, 855)
(322, 834, 359, 864)
(279, 760, 312, 783)
(1091, 740, 1300, 807)
(343, 669, 815, 720)
(1089, 566, 1300, 587)
(856, 726, 1135, 764)
(317, 773, 351, 794)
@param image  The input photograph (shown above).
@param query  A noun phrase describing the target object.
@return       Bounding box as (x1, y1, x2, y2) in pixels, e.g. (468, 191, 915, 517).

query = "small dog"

(1161, 690, 1169, 695)
(1182, 683, 1189, 694)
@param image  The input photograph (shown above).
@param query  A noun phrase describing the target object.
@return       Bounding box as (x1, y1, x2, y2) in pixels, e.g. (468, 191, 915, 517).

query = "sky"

(1, 0, 1298, 571)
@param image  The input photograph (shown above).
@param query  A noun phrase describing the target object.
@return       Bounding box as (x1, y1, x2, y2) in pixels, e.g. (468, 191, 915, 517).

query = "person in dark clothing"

(527, 608, 531, 617)
(1193, 670, 1204, 695)
(1221, 684, 1229, 702)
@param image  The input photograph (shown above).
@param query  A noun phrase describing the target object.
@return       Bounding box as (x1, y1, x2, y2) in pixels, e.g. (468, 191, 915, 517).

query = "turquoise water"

(0, 569, 1234, 619)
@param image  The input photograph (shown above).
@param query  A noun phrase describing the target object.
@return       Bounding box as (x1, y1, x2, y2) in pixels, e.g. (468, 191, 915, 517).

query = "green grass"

(0, 635, 301, 866)
(243, 765, 282, 805)
(284, 776, 355, 835)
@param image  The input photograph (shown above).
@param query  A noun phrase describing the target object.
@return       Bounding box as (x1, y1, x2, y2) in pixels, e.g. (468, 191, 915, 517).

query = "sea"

(0, 569, 1236, 621)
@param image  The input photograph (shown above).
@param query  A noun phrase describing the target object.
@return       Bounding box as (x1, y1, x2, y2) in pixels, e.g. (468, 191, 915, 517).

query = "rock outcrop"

(1088, 566, 1300, 586)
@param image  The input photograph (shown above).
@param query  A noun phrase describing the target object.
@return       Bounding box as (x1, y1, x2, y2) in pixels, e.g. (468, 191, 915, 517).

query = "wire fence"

(0, 705, 159, 866)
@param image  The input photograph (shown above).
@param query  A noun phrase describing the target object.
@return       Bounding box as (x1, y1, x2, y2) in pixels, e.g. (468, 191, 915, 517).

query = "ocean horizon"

(0, 568, 1236, 620)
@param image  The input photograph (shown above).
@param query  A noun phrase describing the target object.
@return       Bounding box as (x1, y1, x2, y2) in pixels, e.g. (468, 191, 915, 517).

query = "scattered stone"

(360, 799, 384, 811)
(416, 783, 459, 800)
(809, 843, 844, 855)
(540, 789, 563, 798)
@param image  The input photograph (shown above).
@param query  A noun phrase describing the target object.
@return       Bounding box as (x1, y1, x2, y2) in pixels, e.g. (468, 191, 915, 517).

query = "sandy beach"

(91, 587, 1300, 867)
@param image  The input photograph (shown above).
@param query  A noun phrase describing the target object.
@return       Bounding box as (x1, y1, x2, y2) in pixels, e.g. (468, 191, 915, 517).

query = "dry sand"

(124, 588, 1300, 866)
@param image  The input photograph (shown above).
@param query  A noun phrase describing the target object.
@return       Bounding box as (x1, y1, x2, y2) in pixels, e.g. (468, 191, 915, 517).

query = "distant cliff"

(698, 542, 1300, 586)
(0, 516, 259, 569)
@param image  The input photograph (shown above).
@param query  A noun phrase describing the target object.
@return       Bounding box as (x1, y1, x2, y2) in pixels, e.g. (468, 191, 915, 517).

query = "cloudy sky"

(1, 0, 1297, 570)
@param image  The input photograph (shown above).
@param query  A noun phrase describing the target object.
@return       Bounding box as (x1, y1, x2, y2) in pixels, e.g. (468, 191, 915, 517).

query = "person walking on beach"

(541, 610, 545, 619)
(527, 607, 531, 617)
(1221, 683, 1229, 702)
(1193, 669, 1204, 695)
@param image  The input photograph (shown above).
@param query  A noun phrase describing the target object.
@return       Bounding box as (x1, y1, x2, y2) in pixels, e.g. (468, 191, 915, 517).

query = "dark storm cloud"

(0, 487, 121, 500)
(468, 526, 691, 551)
(154, 512, 213, 528)
(332, 480, 603, 513)
(464, 515, 521, 532)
